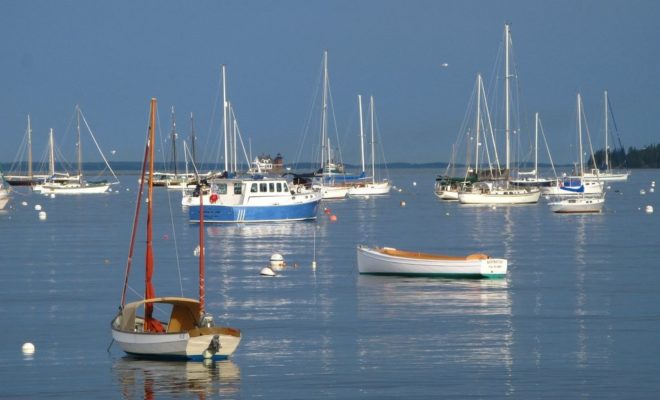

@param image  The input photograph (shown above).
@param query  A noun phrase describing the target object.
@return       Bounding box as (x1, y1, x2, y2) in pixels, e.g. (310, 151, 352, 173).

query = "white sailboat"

(111, 98, 241, 360)
(4, 116, 50, 187)
(510, 113, 555, 188)
(582, 90, 630, 182)
(348, 95, 391, 197)
(458, 25, 540, 205)
(548, 93, 605, 213)
(35, 106, 119, 194)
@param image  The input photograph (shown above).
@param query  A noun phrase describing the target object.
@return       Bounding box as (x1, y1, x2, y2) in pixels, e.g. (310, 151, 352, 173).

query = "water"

(1, 169, 659, 398)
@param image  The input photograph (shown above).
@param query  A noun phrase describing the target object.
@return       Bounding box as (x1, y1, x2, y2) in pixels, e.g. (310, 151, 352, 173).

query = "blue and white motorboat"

(188, 176, 322, 223)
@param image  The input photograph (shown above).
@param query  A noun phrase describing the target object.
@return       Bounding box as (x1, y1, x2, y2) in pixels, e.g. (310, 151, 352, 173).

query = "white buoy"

(652, 181, 656, 188)
(260, 267, 276, 276)
(21, 201, 28, 206)
(445, 212, 450, 216)
(640, 189, 646, 195)
(645, 205, 654, 214)
(607, 185, 612, 190)
(34, 204, 42, 211)
(270, 253, 285, 271)
(49, 193, 55, 199)
(398, 188, 402, 193)
(38, 211, 47, 220)
(22, 342, 35, 355)
(412, 181, 417, 186)
(400, 201, 406, 207)
(492, 205, 497, 210)
(193, 245, 201, 257)
(650, 188, 655, 193)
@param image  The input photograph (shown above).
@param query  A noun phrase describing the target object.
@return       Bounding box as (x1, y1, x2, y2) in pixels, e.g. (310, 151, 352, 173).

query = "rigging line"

(293, 56, 324, 170)
(78, 107, 119, 181)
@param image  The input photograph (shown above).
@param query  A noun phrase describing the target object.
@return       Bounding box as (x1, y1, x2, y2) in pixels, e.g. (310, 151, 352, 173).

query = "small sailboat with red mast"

(111, 98, 241, 360)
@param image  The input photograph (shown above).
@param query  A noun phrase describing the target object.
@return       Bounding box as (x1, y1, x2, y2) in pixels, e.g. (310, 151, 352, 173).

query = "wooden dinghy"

(356, 245, 507, 279)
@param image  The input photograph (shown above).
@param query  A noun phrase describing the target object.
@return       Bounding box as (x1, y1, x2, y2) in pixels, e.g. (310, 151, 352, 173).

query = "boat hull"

(189, 198, 320, 223)
(348, 182, 391, 196)
(34, 183, 111, 194)
(548, 197, 605, 213)
(112, 328, 241, 361)
(458, 189, 540, 205)
(356, 246, 507, 279)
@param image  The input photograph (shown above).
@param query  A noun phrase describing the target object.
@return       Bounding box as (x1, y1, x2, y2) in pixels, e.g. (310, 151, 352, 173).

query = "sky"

(1, 0, 659, 167)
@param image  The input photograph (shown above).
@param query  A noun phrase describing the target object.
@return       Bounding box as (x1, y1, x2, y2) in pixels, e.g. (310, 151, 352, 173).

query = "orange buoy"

(329, 215, 337, 222)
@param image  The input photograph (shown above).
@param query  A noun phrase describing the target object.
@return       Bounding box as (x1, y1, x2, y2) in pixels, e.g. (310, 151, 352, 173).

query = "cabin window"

(260, 183, 267, 192)
(216, 183, 227, 194)
(283, 183, 289, 192)
(269, 183, 275, 192)
(276, 183, 282, 192)
(251, 183, 258, 193)
(234, 183, 242, 195)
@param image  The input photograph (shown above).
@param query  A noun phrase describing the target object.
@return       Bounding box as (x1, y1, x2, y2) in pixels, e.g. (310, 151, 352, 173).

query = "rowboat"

(356, 245, 507, 279)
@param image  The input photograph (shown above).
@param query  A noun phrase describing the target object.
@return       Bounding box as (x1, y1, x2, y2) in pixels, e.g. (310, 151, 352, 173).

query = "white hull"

(34, 182, 111, 194)
(582, 172, 630, 182)
(348, 181, 391, 196)
(541, 179, 603, 197)
(0, 190, 9, 209)
(548, 197, 605, 213)
(317, 185, 348, 199)
(111, 328, 241, 360)
(435, 189, 459, 201)
(458, 187, 540, 205)
(356, 245, 507, 278)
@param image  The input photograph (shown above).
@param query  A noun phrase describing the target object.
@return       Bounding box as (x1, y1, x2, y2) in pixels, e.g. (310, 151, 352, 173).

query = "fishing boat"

(548, 195, 605, 214)
(188, 176, 322, 223)
(356, 245, 507, 279)
(348, 95, 391, 197)
(111, 98, 241, 361)
(34, 106, 119, 194)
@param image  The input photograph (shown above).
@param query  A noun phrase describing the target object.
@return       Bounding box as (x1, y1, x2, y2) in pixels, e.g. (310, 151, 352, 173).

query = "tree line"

(592, 144, 660, 169)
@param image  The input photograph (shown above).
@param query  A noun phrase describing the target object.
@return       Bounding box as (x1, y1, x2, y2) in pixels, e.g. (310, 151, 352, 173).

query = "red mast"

(144, 98, 163, 332)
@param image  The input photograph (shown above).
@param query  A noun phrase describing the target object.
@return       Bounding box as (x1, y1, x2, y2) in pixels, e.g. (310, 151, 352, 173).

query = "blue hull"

(189, 200, 320, 223)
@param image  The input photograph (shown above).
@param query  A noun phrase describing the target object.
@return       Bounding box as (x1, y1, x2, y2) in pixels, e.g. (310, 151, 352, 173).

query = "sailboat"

(348, 95, 391, 197)
(548, 93, 605, 213)
(34, 106, 119, 194)
(111, 98, 241, 360)
(457, 24, 540, 205)
(4, 116, 50, 186)
(509, 113, 555, 188)
(582, 90, 630, 182)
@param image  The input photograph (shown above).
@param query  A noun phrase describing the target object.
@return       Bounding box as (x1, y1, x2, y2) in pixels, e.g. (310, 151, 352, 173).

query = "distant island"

(2, 145, 659, 173)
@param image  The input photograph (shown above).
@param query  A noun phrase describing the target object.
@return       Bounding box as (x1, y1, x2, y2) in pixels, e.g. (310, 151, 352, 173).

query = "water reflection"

(357, 276, 512, 370)
(113, 358, 240, 399)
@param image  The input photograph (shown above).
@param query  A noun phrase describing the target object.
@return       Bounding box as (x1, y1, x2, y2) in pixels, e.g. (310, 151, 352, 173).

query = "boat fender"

(210, 194, 218, 203)
(296, 186, 302, 194)
(203, 335, 221, 359)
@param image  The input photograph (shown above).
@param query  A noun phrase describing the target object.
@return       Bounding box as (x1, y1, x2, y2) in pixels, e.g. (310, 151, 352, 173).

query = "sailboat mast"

(370, 96, 376, 185)
(578, 93, 584, 176)
(222, 64, 228, 173)
(171, 106, 178, 176)
(534, 112, 539, 180)
(199, 171, 206, 316)
(49, 128, 55, 176)
(504, 23, 511, 173)
(358, 94, 365, 174)
(321, 50, 329, 172)
(144, 98, 158, 330)
(190, 112, 197, 166)
(604, 90, 609, 171)
(76, 106, 82, 178)
(475, 74, 482, 175)
(27, 115, 33, 179)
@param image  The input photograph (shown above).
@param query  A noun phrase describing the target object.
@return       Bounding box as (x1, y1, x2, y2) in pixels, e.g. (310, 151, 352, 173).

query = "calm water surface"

(1, 169, 659, 398)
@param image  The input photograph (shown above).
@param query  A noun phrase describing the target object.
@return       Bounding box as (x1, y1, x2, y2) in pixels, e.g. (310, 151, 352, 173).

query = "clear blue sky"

(2, 1, 659, 167)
